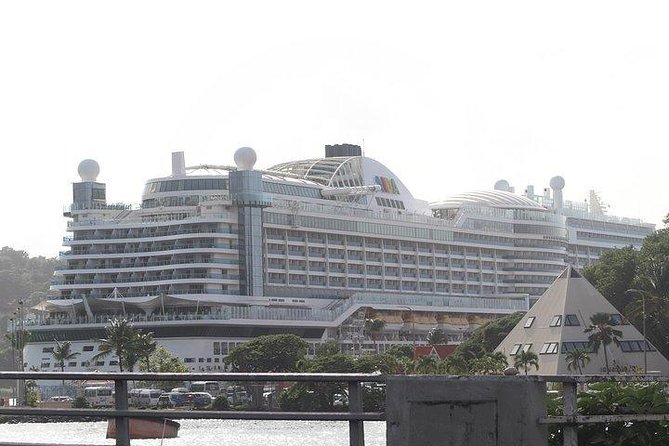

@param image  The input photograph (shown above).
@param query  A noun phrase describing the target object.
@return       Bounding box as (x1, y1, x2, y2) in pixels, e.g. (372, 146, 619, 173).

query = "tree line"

(583, 214, 669, 359)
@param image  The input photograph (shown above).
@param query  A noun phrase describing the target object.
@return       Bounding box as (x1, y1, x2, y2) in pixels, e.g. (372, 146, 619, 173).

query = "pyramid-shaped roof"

(495, 265, 669, 374)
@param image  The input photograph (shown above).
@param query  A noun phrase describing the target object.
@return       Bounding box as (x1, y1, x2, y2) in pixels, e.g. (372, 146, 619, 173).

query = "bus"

(84, 386, 114, 408)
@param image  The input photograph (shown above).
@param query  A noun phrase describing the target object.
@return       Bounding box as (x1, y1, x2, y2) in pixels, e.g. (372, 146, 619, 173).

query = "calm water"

(0, 420, 386, 445)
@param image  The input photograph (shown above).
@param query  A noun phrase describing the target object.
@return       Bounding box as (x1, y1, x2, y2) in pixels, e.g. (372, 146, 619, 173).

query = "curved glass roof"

(431, 190, 545, 211)
(267, 157, 364, 188)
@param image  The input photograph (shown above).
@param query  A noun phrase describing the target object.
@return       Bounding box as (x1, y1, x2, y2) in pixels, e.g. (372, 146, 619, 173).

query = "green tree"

(414, 356, 438, 375)
(577, 382, 669, 445)
(565, 348, 590, 375)
(139, 346, 189, 391)
(93, 318, 137, 372)
(426, 327, 447, 346)
(224, 334, 308, 373)
(456, 312, 524, 360)
(582, 246, 639, 311)
(354, 353, 403, 375)
(582, 226, 669, 360)
(315, 341, 341, 357)
(514, 350, 539, 375)
(441, 351, 471, 375)
(469, 352, 507, 375)
(134, 331, 157, 372)
(364, 318, 386, 350)
(225, 334, 308, 409)
(585, 312, 623, 374)
(385, 344, 414, 361)
(52, 340, 80, 395)
(0, 248, 58, 370)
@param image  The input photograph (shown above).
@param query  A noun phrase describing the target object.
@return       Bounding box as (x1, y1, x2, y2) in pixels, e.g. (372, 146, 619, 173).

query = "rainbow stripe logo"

(374, 176, 400, 194)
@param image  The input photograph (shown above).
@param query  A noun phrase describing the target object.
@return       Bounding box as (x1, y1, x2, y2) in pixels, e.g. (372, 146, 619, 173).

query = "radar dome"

(234, 147, 257, 170)
(78, 159, 100, 182)
(494, 179, 510, 191)
(549, 176, 565, 190)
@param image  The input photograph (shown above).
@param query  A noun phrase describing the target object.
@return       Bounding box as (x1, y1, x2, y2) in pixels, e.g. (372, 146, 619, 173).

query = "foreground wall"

(386, 376, 547, 446)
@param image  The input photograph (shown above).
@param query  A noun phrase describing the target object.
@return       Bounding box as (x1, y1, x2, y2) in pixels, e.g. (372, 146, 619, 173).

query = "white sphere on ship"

(78, 159, 100, 182)
(234, 147, 257, 170)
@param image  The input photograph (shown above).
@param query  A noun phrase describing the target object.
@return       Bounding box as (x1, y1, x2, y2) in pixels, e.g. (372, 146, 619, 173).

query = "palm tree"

(584, 312, 623, 374)
(565, 348, 590, 375)
(135, 331, 157, 372)
(514, 350, 539, 375)
(427, 327, 447, 346)
(364, 318, 386, 352)
(415, 355, 438, 374)
(52, 340, 80, 395)
(442, 352, 470, 375)
(93, 318, 136, 372)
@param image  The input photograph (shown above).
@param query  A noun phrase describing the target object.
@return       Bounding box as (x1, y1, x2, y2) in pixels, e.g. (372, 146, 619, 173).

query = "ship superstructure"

(22, 144, 654, 372)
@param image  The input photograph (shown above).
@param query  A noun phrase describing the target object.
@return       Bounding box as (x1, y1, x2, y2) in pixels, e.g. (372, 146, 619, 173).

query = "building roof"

(414, 345, 457, 360)
(431, 190, 545, 211)
(495, 265, 669, 375)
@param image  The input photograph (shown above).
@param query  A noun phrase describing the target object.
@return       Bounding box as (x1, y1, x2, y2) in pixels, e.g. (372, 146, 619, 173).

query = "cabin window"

(510, 344, 522, 355)
(524, 317, 536, 328)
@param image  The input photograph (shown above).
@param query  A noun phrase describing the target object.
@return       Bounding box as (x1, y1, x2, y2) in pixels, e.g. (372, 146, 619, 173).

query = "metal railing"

(0, 371, 385, 446)
(539, 375, 669, 446)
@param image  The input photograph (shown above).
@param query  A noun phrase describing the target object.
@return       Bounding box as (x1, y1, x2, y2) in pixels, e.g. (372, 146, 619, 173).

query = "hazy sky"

(1, 1, 668, 258)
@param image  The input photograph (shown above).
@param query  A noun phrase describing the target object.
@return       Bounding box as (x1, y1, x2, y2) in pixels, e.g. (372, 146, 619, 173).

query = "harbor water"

(0, 419, 386, 445)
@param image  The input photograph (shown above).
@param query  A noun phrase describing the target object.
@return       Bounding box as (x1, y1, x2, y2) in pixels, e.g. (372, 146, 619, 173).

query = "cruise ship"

(23, 144, 654, 372)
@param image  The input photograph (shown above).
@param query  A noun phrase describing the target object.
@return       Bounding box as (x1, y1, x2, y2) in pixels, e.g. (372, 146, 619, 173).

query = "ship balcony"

(60, 246, 239, 260)
(54, 260, 239, 274)
(62, 231, 238, 246)
(50, 276, 240, 290)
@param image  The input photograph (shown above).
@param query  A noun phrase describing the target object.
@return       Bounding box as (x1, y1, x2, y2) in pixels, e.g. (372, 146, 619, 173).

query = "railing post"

(563, 381, 578, 446)
(114, 378, 130, 446)
(348, 380, 365, 446)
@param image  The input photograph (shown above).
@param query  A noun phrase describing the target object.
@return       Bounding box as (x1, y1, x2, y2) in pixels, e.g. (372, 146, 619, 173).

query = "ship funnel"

(172, 152, 186, 176)
(550, 176, 565, 209)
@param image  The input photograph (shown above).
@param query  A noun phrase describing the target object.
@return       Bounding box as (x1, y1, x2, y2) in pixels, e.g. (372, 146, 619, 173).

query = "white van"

(84, 387, 114, 408)
(136, 389, 163, 408)
(189, 381, 221, 396)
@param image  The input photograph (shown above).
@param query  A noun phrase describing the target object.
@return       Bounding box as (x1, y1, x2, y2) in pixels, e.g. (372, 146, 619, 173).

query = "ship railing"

(55, 258, 240, 271)
(67, 212, 234, 228)
(54, 273, 241, 286)
(0, 371, 384, 446)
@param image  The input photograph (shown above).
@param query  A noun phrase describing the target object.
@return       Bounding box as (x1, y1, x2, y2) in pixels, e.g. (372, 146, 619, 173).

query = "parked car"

(171, 387, 189, 394)
(158, 392, 188, 409)
(186, 392, 213, 408)
(48, 396, 74, 403)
